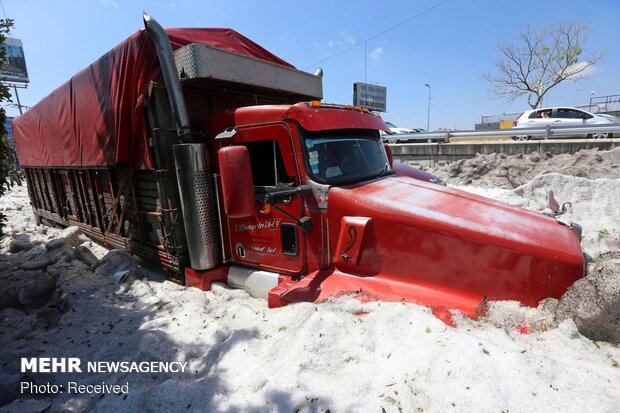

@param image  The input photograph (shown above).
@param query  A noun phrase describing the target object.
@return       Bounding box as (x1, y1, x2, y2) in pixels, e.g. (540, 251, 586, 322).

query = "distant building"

(588, 94, 620, 117)
(4, 116, 19, 169)
(475, 112, 521, 130)
(5, 116, 13, 136)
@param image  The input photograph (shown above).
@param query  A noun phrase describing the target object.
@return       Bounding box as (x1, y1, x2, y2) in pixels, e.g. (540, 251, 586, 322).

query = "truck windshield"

(302, 129, 389, 185)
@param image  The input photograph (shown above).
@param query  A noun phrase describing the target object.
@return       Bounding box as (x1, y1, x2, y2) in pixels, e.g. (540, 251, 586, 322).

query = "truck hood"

(326, 175, 584, 310)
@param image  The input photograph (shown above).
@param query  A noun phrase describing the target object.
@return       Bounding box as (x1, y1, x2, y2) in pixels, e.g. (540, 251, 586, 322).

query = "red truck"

(13, 14, 584, 322)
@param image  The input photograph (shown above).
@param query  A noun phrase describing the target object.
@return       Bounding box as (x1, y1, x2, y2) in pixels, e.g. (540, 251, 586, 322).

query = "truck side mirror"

(383, 143, 394, 168)
(218, 146, 255, 218)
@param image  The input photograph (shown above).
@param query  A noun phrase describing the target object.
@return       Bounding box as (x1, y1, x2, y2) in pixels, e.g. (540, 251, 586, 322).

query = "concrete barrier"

(390, 139, 620, 167)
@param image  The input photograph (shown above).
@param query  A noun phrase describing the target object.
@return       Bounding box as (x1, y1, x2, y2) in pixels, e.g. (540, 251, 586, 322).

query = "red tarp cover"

(13, 28, 294, 169)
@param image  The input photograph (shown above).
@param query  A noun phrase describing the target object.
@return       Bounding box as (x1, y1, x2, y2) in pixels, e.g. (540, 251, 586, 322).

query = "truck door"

(225, 124, 305, 275)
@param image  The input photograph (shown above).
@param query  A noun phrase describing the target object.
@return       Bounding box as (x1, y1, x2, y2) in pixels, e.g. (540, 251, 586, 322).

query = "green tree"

(483, 22, 604, 109)
(0, 18, 17, 236)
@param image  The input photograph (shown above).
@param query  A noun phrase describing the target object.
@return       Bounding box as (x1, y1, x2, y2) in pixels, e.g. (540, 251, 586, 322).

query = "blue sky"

(4, 0, 620, 129)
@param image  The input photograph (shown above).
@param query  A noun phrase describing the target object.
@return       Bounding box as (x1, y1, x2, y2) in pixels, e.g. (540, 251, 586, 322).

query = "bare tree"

(484, 22, 604, 109)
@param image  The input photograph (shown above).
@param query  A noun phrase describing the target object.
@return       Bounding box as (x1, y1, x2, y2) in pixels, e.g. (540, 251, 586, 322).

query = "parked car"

(511, 107, 617, 140)
(382, 123, 429, 143)
(382, 130, 432, 144)
(384, 121, 418, 134)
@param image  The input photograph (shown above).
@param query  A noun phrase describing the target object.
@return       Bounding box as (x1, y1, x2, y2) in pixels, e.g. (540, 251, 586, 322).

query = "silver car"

(512, 107, 616, 140)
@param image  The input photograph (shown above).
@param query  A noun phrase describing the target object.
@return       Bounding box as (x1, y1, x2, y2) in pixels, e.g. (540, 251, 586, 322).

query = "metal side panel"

(174, 43, 323, 100)
(144, 82, 189, 264)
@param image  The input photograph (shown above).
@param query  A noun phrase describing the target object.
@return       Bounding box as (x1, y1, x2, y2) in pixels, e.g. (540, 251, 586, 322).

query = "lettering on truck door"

(226, 124, 305, 275)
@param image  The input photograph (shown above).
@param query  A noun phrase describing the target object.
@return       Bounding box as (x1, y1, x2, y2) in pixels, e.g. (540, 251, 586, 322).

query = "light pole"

(424, 83, 431, 131)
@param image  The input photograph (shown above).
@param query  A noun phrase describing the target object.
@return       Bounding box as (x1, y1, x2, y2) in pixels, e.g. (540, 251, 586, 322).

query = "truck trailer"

(13, 14, 585, 323)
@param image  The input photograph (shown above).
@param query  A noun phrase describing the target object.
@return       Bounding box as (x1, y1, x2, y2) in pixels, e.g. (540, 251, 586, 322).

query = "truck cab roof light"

(306, 102, 374, 113)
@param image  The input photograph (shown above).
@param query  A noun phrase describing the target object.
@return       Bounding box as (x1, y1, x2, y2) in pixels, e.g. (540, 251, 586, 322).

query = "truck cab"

(208, 102, 391, 278)
(198, 102, 585, 319)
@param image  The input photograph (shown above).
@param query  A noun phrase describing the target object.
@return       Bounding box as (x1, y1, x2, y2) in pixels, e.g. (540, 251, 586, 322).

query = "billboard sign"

(1, 38, 29, 83)
(353, 82, 387, 112)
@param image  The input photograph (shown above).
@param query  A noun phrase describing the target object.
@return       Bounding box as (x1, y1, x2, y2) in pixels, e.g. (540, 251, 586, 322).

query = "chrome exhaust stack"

(143, 11, 191, 143)
(144, 12, 220, 270)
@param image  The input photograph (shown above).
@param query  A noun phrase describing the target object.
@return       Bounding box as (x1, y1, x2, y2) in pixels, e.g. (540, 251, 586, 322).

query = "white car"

(382, 122, 428, 143)
(512, 107, 616, 140)
(384, 121, 417, 134)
